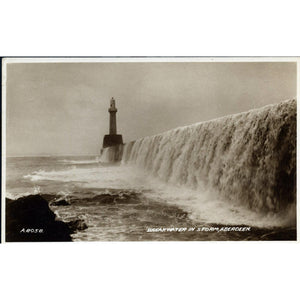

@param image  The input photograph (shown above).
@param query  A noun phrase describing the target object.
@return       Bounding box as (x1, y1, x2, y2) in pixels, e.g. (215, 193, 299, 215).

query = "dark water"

(5, 156, 296, 241)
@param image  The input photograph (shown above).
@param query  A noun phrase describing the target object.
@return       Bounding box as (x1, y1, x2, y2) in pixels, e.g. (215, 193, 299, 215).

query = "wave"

(20, 165, 295, 228)
(8, 178, 295, 228)
(118, 99, 296, 218)
(6, 186, 42, 200)
(59, 158, 101, 165)
(23, 164, 150, 190)
(100, 146, 123, 163)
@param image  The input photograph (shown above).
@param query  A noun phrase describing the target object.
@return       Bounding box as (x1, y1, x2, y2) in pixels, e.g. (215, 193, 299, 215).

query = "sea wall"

(102, 99, 296, 213)
(100, 144, 124, 162)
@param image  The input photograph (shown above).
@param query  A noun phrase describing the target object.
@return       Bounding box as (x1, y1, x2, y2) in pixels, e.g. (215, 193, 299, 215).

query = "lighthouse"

(102, 97, 123, 148)
(108, 97, 118, 134)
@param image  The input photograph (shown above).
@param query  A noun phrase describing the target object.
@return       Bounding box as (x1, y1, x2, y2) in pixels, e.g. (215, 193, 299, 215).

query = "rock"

(51, 199, 70, 206)
(67, 219, 88, 233)
(6, 195, 72, 242)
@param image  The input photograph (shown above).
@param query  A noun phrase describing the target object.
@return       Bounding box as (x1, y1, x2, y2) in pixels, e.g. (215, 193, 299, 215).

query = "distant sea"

(5, 156, 296, 241)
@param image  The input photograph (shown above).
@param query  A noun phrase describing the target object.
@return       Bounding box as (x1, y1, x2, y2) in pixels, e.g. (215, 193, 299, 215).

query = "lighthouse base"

(102, 134, 123, 148)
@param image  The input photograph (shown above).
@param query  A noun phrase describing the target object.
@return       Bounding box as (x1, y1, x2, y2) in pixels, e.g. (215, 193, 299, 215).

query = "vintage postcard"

(1, 57, 298, 242)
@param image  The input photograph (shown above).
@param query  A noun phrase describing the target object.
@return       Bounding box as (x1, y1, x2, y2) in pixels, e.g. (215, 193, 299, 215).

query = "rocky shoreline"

(6, 194, 87, 242)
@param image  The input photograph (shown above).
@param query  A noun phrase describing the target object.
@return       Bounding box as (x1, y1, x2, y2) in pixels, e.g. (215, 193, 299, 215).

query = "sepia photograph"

(2, 57, 297, 242)
(1, 1, 300, 299)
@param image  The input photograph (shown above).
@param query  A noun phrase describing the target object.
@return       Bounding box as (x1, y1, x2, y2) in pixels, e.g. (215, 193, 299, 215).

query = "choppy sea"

(5, 156, 296, 241)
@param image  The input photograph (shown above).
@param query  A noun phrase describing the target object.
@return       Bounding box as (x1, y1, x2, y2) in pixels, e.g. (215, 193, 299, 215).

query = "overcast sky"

(5, 61, 297, 156)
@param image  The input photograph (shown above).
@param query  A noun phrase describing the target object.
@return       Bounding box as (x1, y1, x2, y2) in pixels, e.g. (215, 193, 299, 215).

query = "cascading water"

(118, 99, 296, 217)
(100, 144, 124, 163)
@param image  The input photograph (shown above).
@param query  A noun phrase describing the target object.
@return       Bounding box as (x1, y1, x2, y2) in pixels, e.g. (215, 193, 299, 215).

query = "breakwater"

(101, 99, 296, 215)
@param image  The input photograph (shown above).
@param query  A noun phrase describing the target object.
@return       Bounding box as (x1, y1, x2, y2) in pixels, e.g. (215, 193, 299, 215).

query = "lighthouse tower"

(108, 97, 118, 134)
(102, 97, 123, 148)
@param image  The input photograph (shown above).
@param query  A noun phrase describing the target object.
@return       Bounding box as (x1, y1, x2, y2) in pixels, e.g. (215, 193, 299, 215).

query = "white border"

(1, 60, 6, 243)
(3, 56, 300, 63)
(1, 56, 299, 243)
(297, 60, 299, 242)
